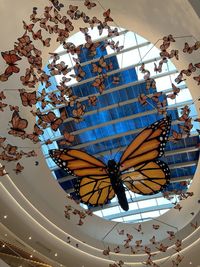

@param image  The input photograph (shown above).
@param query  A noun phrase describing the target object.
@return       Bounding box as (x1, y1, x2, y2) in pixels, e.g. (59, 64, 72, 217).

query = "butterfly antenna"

(113, 139, 123, 161)
(114, 146, 124, 161)
(108, 149, 112, 160)
(98, 153, 105, 163)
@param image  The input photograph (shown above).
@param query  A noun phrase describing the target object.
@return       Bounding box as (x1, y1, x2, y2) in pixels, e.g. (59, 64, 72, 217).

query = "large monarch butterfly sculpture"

(49, 116, 171, 211)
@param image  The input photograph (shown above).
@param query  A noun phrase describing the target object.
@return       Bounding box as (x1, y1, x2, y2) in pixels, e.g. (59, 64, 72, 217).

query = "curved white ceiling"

(0, 0, 200, 266)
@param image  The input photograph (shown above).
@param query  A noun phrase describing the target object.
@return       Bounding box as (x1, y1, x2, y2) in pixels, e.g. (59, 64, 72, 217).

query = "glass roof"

(39, 28, 199, 223)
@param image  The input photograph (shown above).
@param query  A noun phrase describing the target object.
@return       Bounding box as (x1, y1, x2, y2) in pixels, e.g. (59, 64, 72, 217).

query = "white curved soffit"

(0, 0, 200, 266)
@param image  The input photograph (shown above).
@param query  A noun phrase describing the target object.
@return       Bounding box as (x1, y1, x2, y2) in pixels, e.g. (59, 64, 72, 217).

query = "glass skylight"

(40, 27, 199, 224)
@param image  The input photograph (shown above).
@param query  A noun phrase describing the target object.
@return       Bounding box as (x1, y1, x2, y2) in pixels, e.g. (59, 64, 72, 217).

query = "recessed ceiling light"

(30, 255, 33, 258)
(28, 236, 32, 240)
(4, 234, 7, 237)
(54, 253, 58, 257)
(189, 262, 192, 265)
(3, 215, 7, 219)
(2, 244, 5, 248)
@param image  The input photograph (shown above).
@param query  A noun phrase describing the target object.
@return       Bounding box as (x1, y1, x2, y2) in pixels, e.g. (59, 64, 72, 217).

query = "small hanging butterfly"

(50, 0, 64, 11)
(0, 136, 6, 146)
(67, 5, 78, 19)
(60, 108, 68, 121)
(8, 111, 28, 139)
(117, 229, 124, 235)
(0, 91, 6, 101)
(167, 83, 180, 99)
(27, 124, 44, 143)
(193, 74, 200, 85)
(169, 130, 183, 143)
(149, 236, 156, 245)
(25, 150, 37, 158)
(193, 41, 200, 50)
(13, 162, 24, 174)
(156, 243, 168, 252)
(113, 246, 120, 253)
(190, 221, 198, 229)
(1, 50, 21, 77)
(146, 78, 156, 90)
(0, 102, 8, 112)
(0, 151, 15, 162)
(194, 62, 200, 69)
(92, 63, 103, 74)
(183, 42, 193, 54)
(38, 111, 63, 131)
(112, 76, 120, 84)
(138, 94, 148, 106)
(88, 95, 97, 106)
(163, 34, 175, 43)
(103, 246, 110, 256)
(108, 27, 119, 37)
(92, 76, 106, 94)
(103, 9, 113, 23)
(181, 63, 196, 76)
(154, 61, 163, 73)
(169, 49, 179, 60)
(4, 144, 18, 155)
(151, 92, 162, 103)
(84, 0, 96, 9)
(152, 224, 160, 230)
(135, 239, 142, 248)
(23, 21, 34, 32)
(9, 105, 19, 112)
(19, 89, 37, 107)
(59, 132, 75, 146)
(167, 231, 175, 240)
(42, 38, 51, 47)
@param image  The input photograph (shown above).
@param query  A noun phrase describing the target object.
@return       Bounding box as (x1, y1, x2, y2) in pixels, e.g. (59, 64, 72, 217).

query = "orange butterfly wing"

(39, 111, 56, 123)
(5, 65, 20, 75)
(49, 149, 115, 206)
(120, 116, 171, 171)
(1, 51, 21, 64)
(51, 118, 63, 131)
(119, 116, 171, 195)
(121, 160, 170, 195)
(10, 111, 28, 131)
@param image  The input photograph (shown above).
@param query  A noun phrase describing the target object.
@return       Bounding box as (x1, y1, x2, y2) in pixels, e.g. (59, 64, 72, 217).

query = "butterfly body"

(107, 159, 128, 211)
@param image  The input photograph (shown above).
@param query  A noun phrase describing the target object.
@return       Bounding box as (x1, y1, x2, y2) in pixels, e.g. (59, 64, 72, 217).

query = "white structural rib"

(59, 40, 151, 68)
(56, 29, 129, 58)
(42, 56, 173, 104)
(46, 100, 193, 145)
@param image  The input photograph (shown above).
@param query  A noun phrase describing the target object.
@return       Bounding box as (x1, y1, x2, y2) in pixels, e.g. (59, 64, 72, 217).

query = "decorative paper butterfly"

(8, 111, 28, 138)
(27, 124, 44, 143)
(167, 83, 180, 100)
(49, 117, 171, 211)
(181, 63, 196, 76)
(19, 90, 37, 107)
(84, 0, 96, 9)
(1, 50, 21, 76)
(59, 131, 75, 146)
(38, 111, 63, 131)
